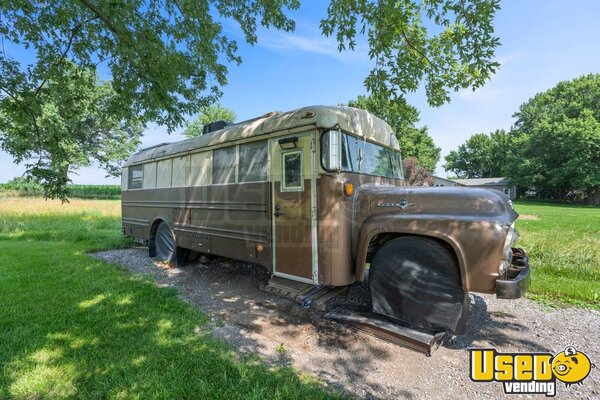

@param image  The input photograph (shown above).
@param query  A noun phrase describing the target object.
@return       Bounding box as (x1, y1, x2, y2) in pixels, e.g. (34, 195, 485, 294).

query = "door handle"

(274, 204, 284, 217)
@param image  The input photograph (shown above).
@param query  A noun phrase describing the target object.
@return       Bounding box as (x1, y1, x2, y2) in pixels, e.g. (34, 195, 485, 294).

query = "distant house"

(432, 176, 464, 187)
(451, 177, 517, 200)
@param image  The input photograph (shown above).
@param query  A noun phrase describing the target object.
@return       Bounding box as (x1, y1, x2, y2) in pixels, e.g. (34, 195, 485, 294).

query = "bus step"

(325, 305, 446, 356)
(260, 277, 346, 311)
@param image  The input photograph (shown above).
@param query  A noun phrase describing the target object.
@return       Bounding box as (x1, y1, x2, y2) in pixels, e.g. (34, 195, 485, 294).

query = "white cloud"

(496, 52, 519, 66)
(221, 16, 369, 63)
(257, 31, 369, 62)
(456, 52, 520, 102)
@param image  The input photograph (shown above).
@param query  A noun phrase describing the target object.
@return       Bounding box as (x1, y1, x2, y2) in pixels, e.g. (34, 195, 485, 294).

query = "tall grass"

(0, 198, 125, 250)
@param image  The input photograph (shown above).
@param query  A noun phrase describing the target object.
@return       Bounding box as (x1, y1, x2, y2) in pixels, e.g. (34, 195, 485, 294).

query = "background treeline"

(444, 74, 600, 204)
(0, 177, 121, 200)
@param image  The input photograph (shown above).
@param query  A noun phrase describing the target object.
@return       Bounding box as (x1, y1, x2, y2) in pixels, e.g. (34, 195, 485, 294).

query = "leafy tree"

(323, 0, 500, 106)
(400, 126, 441, 173)
(346, 95, 441, 171)
(183, 103, 236, 138)
(1, 0, 500, 198)
(0, 63, 142, 199)
(0, 0, 298, 199)
(443, 129, 510, 178)
(403, 157, 433, 186)
(446, 74, 600, 203)
(508, 74, 600, 201)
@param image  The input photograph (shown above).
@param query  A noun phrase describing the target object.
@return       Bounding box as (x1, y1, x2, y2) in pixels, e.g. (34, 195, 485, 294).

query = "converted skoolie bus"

(121, 105, 530, 334)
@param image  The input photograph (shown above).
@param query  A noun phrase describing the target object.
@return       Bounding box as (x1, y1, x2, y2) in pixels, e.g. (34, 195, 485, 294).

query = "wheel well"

(148, 218, 165, 257)
(366, 233, 460, 274)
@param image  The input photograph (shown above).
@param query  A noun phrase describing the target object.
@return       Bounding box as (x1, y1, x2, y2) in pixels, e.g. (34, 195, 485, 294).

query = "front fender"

(354, 213, 509, 294)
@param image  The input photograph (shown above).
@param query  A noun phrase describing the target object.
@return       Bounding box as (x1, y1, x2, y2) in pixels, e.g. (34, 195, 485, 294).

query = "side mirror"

(326, 130, 341, 171)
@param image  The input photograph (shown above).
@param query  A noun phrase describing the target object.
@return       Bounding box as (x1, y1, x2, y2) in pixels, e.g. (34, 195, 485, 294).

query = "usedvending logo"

(470, 346, 595, 396)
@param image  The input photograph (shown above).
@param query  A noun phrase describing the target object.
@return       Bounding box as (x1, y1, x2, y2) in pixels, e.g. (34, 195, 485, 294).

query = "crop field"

(0, 181, 121, 199)
(0, 197, 339, 399)
(0, 197, 597, 399)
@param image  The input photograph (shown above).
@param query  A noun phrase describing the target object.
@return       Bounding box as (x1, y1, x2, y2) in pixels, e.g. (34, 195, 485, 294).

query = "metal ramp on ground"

(325, 305, 446, 356)
(260, 276, 346, 310)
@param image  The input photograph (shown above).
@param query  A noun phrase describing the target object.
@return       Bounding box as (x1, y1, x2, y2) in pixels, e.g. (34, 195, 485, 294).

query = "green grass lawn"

(513, 201, 600, 309)
(0, 198, 340, 399)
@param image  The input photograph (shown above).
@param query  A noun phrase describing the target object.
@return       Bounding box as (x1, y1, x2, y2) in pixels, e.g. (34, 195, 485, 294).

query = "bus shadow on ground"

(94, 247, 409, 398)
(443, 295, 553, 353)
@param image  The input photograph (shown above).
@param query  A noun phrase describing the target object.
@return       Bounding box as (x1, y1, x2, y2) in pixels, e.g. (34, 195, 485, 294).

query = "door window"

(282, 150, 303, 191)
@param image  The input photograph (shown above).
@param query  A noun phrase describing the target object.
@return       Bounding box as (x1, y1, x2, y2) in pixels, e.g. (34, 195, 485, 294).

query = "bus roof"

(124, 105, 398, 166)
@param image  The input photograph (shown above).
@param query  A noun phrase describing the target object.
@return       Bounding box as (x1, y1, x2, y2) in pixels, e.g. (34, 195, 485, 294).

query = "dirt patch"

(518, 214, 540, 220)
(92, 248, 600, 399)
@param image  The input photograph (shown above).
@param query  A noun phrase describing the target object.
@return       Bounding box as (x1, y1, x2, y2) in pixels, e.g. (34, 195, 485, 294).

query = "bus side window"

(122, 167, 128, 190)
(190, 152, 212, 186)
(213, 147, 236, 184)
(143, 162, 157, 189)
(172, 156, 188, 187)
(156, 159, 173, 188)
(128, 165, 143, 189)
(239, 141, 268, 182)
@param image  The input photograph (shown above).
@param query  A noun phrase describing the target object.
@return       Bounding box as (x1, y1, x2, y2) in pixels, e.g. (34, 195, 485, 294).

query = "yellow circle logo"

(551, 346, 593, 386)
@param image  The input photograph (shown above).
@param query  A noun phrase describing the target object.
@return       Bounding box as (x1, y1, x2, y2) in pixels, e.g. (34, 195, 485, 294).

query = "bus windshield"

(321, 131, 403, 179)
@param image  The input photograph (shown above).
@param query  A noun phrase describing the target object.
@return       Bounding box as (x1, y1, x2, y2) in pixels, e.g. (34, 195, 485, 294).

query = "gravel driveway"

(92, 248, 599, 399)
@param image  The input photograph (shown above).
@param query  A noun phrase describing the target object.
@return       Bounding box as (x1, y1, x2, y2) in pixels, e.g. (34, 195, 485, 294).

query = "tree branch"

(34, 23, 81, 97)
(77, 0, 122, 39)
(400, 30, 433, 67)
(0, 86, 20, 104)
(77, 0, 157, 92)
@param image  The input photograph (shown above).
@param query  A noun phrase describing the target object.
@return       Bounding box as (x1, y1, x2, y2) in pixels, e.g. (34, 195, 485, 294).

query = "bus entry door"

(271, 133, 317, 283)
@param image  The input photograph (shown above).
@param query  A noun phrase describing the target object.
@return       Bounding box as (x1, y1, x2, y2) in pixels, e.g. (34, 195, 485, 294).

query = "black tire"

(369, 236, 469, 334)
(155, 221, 177, 265)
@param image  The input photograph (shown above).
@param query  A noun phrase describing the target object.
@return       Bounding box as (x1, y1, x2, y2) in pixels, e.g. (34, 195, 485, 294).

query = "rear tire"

(369, 236, 469, 334)
(155, 221, 179, 266)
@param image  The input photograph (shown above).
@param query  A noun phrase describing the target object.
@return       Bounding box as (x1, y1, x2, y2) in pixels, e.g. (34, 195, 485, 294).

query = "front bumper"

(496, 248, 531, 299)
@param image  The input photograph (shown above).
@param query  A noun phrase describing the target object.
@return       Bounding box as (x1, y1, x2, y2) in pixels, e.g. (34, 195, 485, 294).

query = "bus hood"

(353, 185, 519, 225)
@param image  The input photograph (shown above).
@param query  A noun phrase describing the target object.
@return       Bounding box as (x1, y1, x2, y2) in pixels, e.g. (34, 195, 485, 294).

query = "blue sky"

(2, 0, 599, 183)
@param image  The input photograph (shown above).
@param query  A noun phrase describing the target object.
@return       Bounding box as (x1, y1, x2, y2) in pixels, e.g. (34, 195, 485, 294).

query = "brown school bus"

(121, 105, 530, 335)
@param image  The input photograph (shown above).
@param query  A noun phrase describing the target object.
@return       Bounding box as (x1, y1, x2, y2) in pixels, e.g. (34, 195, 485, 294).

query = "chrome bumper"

(496, 248, 531, 299)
